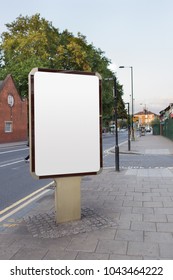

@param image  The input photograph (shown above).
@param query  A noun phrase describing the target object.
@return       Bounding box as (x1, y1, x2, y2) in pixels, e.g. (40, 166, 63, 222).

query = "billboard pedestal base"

(54, 176, 81, 224)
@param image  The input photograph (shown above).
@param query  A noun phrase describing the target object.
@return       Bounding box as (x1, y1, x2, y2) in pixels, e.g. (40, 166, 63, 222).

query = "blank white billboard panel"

(29, 69, 102, 178)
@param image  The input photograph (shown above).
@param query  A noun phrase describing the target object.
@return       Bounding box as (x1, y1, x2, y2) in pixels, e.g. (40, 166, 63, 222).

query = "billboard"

(29, 68, 102, 178)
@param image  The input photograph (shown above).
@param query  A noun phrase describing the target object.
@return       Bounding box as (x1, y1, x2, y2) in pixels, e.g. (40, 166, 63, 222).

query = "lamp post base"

(115, 145, 120, 171)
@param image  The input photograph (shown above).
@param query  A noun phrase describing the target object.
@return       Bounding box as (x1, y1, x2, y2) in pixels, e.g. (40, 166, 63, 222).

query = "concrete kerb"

(109, 136, 143, 155)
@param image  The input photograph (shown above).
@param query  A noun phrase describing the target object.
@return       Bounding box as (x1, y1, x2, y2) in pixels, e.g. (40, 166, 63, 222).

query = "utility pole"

(105, 77, 120, 171)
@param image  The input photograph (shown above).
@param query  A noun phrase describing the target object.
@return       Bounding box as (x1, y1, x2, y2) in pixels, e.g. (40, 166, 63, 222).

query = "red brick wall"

(0, 75, 28, 143)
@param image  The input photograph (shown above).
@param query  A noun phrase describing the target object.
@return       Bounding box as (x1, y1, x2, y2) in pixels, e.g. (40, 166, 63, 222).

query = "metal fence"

(161, 118, 173, 141)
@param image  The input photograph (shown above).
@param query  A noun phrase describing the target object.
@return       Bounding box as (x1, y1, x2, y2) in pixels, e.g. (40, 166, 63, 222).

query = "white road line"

(103, 140, 128, 157)
(0, 160, 24, 168)
(103, 146, 114, 158)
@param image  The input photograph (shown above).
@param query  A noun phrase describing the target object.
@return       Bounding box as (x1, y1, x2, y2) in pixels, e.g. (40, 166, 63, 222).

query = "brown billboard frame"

(29, 68, 102, 179)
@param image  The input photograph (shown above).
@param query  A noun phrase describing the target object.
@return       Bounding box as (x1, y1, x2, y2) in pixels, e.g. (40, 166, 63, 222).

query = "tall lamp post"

(105, 76, 119, 171)
(125, 102, 130, 151)
(119, 66, 135, 140)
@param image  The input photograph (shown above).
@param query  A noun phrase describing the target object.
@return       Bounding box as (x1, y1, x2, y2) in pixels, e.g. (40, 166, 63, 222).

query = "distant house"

(0, 74, 28, 143)
(159, 103, 173, 140)
(134, 110, 159, 127)
(160, 103, 173, 122)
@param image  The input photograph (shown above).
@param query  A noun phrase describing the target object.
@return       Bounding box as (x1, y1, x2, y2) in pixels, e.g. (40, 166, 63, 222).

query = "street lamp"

(119, 66, 135, 140)
(105, 76, 119, 171)
(125, 102, 130, 151)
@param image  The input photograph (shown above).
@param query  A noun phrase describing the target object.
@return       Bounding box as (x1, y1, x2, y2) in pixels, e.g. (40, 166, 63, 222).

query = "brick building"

(0, 74, 28, 143)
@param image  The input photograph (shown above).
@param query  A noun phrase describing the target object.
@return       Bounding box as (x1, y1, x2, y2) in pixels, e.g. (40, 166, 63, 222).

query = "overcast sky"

(0, 0, 173, 114)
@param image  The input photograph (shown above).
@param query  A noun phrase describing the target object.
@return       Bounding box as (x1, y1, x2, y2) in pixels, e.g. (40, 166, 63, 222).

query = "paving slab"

(159, 243, 173, 259)
(96, 240, 127, 255)
(127, 241, 159, 258)
(144, 231, 173, 243)
(10, 247, 49, 260)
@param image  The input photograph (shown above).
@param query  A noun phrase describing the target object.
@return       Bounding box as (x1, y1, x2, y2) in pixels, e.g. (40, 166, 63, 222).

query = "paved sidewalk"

(0, 141, 28, 148)
(0, 134, 173, 260)
(120, 133, 173, 155)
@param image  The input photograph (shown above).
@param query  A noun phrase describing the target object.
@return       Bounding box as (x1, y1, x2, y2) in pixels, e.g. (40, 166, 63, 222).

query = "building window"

(7, 94, 14, 107)
(5, 121, 13, 133)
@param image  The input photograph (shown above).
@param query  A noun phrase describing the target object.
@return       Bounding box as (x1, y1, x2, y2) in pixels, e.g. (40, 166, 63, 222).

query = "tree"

(0, 14, 126, 120)
(0, 14, 60, 96)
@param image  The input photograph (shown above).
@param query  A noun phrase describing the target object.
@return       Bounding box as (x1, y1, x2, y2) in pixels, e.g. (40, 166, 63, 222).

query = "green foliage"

(150, 117, 160, 126)
(0, 13, 126, 119)
(0, 14, 60, 96)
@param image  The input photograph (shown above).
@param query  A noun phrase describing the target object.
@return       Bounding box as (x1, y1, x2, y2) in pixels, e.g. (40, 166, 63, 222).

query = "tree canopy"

(0, 14, 126, 122)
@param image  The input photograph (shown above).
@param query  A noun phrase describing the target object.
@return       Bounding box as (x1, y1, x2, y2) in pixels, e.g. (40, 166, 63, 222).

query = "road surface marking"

(0, 181, 54, 218)
(103, 140, 127, 157)
(0, 159, 24, 168)
(0, 189, 51, 222)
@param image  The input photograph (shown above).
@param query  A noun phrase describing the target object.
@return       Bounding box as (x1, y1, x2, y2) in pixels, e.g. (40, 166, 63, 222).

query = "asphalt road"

(0, 133, 128, 211)
(0, 143, 51, 211)
(102, 131, 128, 151)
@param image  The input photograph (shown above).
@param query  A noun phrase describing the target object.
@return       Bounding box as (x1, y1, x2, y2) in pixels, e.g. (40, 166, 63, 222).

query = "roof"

(159, 103, 173, 115)
(0, 74, 15, 93)
(0, 74, 26, 102)
(135, 110, 158, 116)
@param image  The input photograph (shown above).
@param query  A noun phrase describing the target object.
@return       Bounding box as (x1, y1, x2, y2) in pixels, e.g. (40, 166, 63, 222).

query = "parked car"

(145, 126, 151, 132)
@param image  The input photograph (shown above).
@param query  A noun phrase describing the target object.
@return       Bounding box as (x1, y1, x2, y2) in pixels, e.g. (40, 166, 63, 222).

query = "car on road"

(145, 126, 151, 132)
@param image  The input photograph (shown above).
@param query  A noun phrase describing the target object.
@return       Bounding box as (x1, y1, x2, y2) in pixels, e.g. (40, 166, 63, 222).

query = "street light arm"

(119, 66, 132, 69)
